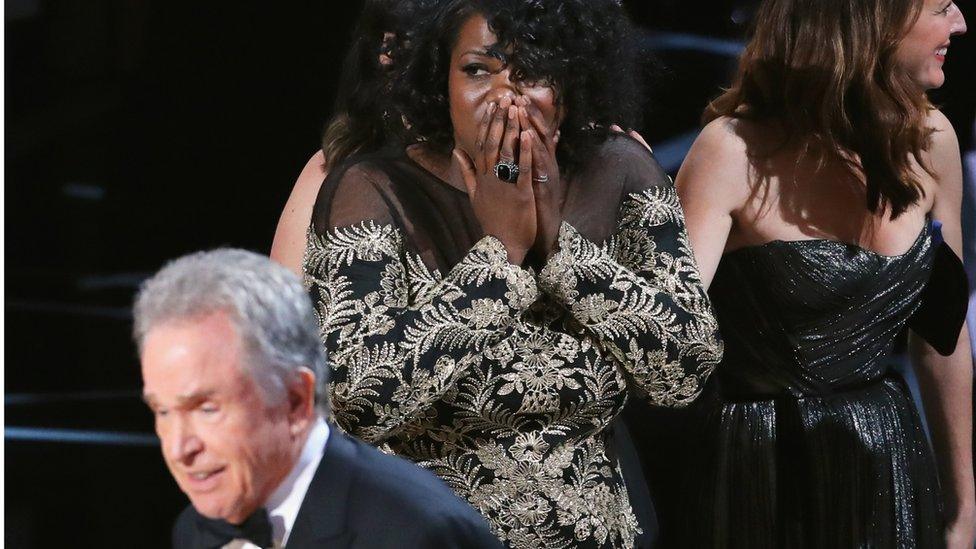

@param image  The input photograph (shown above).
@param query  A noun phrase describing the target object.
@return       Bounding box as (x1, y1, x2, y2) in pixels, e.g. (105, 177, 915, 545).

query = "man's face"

(141, 312, 296, 524)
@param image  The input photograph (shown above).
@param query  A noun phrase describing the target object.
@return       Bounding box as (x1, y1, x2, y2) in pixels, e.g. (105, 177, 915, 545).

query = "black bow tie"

(195, 507, 274, 548)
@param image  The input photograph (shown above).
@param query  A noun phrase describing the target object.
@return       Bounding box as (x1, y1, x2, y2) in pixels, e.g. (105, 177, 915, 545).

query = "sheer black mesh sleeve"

(539, 136, 723, 407)
(303, 157, 539, 442)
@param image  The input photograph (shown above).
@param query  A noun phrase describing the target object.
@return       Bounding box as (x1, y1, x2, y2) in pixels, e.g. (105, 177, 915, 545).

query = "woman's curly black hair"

(393, 0, 642, 175)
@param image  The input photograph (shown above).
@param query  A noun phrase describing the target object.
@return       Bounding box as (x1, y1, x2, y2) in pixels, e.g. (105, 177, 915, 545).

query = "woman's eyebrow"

(459, 49, 509, 66)
(485, 45, 508, 63)
(461, 48, 496, 57)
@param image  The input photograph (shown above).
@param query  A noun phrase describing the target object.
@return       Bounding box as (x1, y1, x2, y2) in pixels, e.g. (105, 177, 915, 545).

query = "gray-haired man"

(134, 249, 500, 549)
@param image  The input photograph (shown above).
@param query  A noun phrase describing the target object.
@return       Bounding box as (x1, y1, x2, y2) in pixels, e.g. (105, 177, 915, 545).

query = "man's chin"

(191, 497, 248, 524)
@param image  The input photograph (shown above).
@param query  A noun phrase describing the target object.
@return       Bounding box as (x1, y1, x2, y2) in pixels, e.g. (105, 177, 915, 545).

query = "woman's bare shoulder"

(281, 149, 331, 222)
(678, 117, 755, 201)
(925, 109, 961, 162)
(922, 108, 963, 212)
(926, 107, 955, 133)
(295, 150, 329, 192)
(696, 116, 778, 157)
(917, 109, 962, 196)
(269, 150, 329, 276)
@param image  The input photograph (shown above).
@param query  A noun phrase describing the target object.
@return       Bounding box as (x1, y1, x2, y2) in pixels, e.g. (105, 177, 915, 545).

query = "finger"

(518, 109, 544, 184)
(610, 124, 623, 133)
(484, 96, 512, 174)
(527, 127, 551, 185)
(516, 130, 533, 193)
(520, 98, 557, 151)
(628, 129, 653, 153)
(453, 148, 478, 196)
(517, 104, 537, 148)
(497, 105, 520, 169)
(475, 102, 496, 173)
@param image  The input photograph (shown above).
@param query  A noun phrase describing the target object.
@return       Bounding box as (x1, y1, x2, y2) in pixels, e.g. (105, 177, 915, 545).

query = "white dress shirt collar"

(263, 417, 330, 547)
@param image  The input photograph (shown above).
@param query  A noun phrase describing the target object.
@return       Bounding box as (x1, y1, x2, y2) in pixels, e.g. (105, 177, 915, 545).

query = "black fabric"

(908, 241, 969, 355)
(172, 429, 501, 549)
(311, 135, 659, 274)
(621, 400, 700, 549)
(607, 417, 659, 549)
(648, 221, 947, 548)
(303, 135, 709, 548)
(173, 507, 273, 549)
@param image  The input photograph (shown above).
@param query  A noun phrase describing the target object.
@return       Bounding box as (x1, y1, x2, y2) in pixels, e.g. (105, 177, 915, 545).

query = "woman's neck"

(406, 144, 468, 194)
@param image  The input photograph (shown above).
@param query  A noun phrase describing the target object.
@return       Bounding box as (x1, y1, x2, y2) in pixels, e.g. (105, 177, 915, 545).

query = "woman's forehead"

(453, 14, 497, 53)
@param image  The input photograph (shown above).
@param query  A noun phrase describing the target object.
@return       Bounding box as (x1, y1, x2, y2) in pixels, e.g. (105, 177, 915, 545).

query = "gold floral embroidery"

(304, 185, 722, 548)
(539, 185, 723, 408)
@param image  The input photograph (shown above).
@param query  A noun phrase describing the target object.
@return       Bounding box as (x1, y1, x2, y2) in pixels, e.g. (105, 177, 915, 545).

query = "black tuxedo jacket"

(172, 429, 502, 548)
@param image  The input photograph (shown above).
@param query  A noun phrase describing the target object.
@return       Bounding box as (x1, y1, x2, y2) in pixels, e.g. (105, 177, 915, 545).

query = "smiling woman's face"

(894, 0, 967, 90)
(447, 14, 561, 159)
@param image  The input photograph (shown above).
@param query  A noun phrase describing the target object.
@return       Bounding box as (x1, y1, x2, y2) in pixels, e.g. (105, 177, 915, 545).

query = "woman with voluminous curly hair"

(669, 0, 972, 546)
(302, 0, 723, 546)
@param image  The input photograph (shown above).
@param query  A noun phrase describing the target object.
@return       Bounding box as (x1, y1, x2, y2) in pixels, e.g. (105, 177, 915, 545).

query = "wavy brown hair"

(321, 0, 445, 167)
(705, 0, 935, 217)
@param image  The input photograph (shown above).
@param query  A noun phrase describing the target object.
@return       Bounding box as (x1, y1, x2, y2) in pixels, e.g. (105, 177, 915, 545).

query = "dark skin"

(447, 14, 566, 265)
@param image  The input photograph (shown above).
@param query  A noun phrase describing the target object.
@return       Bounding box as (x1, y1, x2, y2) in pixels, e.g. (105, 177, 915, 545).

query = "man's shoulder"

(321, 431, 499, 544)
(329, 431, 460, 509)
(294, 430, 502, 547)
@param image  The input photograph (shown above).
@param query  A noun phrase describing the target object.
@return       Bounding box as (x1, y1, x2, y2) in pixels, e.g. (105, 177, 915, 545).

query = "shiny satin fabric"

(669, 222, 946, 548)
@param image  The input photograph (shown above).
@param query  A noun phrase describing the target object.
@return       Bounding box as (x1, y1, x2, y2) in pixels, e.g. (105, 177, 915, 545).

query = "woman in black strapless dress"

(647, 0, 973, 546)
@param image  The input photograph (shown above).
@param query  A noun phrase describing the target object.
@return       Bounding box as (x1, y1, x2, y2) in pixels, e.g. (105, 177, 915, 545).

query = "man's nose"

(165, 417, 203, 462)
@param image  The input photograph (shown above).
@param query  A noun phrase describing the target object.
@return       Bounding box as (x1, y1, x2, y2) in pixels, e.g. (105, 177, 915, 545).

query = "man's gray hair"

(133, 248, 328, 414)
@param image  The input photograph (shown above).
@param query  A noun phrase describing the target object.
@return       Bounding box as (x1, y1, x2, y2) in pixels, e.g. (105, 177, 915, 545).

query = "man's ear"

(286, 367, 317, 436)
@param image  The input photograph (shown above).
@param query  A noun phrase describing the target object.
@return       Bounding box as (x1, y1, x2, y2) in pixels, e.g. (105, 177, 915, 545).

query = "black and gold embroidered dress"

(303, 137, 722, 548)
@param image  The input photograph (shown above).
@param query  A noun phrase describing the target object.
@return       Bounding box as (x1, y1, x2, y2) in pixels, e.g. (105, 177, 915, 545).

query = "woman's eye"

(462, 64, 489, 76)
(199, 404, 219, 415)
(938, 3, 952, 15)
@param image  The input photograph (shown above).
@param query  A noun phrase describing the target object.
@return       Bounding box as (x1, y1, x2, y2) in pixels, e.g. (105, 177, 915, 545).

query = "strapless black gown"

(647, 221, 959, 548)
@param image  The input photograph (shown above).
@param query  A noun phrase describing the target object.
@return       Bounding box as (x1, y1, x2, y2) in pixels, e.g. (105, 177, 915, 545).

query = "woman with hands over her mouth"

(453, 93, 565, 266)
(302, 0, 722, 547)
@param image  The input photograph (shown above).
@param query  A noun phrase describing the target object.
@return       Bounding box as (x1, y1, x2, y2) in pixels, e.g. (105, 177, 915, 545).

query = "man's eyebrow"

(175, 389, 216, 404)
(142, 389, 216, 407)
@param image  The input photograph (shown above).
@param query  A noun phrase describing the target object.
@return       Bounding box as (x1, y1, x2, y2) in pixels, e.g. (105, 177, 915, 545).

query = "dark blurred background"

(5, 1, 974, 546)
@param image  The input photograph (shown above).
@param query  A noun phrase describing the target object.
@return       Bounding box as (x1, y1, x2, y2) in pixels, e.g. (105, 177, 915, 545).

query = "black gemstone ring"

(494, 160, 520, 183)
